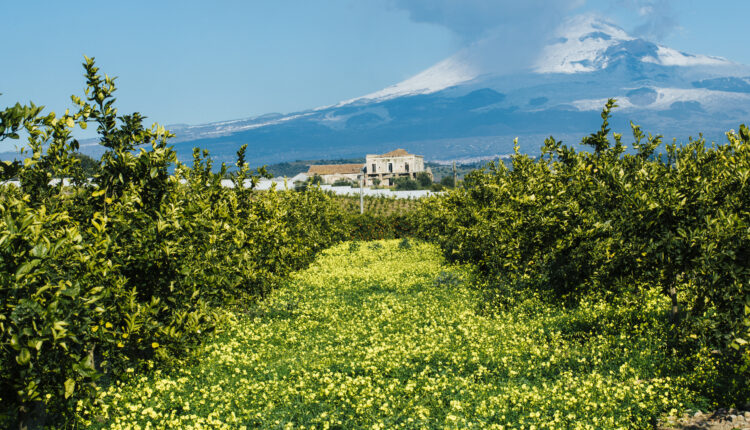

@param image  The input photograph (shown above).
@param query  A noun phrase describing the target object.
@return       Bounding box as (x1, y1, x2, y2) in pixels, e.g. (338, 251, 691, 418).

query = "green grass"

(81, 240, 703, 429)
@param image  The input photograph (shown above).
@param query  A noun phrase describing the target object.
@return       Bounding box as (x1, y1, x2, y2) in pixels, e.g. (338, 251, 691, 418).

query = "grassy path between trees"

(83, 240, 701, 429)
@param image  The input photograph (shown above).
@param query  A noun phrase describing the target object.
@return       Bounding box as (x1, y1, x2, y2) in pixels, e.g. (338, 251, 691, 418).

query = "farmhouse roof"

(307, 163, 363, 175)
(380, 149, 410, 157)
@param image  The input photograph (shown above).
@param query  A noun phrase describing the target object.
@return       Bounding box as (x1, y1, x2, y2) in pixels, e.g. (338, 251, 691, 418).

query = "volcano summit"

(117, 15, 750, 165)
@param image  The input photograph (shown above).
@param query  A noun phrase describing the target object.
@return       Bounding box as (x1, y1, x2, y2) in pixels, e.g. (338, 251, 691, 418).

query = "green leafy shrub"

(345, 213, 416, 241)
(332, 178, 354, 187)
(0, 57, 348, 427)
(416, 171, 432, 188)
(73, 153, 99, 177)
(414, 100, 750, 405)
(394, 177, 418, 190)
(440, 175, 455, 188)
(0, 190, 120, 423)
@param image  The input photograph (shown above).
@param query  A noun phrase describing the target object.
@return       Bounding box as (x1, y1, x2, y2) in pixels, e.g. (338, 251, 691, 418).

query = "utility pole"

(360, 167, 364, 214)
(452, 161, 457, 188)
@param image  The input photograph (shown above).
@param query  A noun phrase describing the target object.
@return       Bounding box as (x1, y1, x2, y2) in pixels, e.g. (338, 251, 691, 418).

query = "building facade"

(306, 149, 431, 187)
(363, 149, 430, 186)
(306, 164, 362, 185)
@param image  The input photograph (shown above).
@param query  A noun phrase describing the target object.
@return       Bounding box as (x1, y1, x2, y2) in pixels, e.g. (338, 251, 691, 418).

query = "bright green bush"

(394, 177, 418, 190)
(416, 171, 432, 188)
(331, 178, 355, 187)
(440, 174, 455, 188)
(345, 213, 416, 241)
(0, 188, 123, 424)
(0, 57, 347, 427)
(414, 100, 750, 405)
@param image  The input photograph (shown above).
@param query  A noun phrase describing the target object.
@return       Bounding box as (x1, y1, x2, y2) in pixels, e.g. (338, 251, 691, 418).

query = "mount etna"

(22, 15, 750, 166)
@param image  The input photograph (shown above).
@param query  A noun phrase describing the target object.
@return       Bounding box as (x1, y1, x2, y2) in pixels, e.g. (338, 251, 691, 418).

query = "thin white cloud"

(616, 0, 678, 40)
(391, 0, 681, 43)
(390, 0, 585, 41)
(389, 0, 587, 71)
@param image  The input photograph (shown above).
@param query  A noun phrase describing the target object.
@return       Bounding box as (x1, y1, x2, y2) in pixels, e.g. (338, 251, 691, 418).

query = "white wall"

(365, 154, 423, 175)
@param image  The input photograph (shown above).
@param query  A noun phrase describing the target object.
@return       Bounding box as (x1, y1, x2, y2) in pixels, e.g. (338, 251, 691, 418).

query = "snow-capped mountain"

(98, 15, 750, 165)
(534, 15, 731, 73)
(339, 15, 738, 103)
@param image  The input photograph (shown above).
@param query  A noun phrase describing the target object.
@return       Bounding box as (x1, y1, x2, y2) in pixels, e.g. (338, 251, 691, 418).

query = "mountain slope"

(77, 15, 750, 165)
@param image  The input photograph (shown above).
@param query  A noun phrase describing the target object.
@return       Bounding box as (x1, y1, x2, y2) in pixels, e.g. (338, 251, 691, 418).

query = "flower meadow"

(81, 240, 704, 429)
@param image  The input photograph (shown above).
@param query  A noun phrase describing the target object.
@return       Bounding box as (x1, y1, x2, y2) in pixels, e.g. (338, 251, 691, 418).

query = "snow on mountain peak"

(339, 14, 734, 106)
(557, 14, 633, 42)
(642, 46, 730, 67)
(534, 15, 631, 73)
(534, 14, 731, 73)
(344, 54, 479, 104)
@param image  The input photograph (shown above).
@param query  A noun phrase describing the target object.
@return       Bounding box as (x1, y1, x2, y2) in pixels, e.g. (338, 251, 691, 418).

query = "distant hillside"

(137, 15, 750, 167)
(262, 158, 504, 181)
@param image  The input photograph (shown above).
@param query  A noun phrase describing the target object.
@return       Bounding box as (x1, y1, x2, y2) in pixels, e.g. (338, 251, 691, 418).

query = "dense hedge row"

(0, 58, 347, 427)
(345, 213, 417, 241)
(325, 195, 420, 241)
(413, 100, 750, 405)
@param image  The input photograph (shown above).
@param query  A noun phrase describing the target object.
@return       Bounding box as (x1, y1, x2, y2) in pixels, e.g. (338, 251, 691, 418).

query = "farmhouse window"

(372, 163, 376, 173)
(405, 163, 409, 173)
(388, 163, 393, 173)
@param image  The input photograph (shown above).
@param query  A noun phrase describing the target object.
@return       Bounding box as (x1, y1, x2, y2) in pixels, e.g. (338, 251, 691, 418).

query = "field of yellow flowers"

(81, 240, 705, 429)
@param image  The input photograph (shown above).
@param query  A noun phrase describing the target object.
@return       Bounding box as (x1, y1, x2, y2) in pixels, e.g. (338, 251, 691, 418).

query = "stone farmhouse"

(306, 164, 362, 184)
(307, 149, 432, 187)
(364, 149, 430, 186)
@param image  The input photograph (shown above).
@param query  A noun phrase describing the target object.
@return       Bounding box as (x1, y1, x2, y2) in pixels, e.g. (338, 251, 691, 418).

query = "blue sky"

(1, 0, 749, 134)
